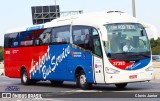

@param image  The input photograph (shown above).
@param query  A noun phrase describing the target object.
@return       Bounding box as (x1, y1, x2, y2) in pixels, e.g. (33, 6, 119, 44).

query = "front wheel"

(77, 70, 92, 90)
(115, 83, 127, 88)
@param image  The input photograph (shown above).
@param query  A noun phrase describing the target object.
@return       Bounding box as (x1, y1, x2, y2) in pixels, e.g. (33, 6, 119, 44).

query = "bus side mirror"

(142, 23, 158, 40)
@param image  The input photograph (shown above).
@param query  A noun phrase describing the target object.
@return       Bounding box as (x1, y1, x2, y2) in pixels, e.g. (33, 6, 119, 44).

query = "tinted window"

(35, 28, 51, 45)
(72, 26, 91, 50)
(4, 33, 19, 48)
(93, 38, 102, 57)
(19, 31, 33, 46)
(51, 26, 70, 44)
(19, 28, 52, 46)
(92, 29, 99, 36)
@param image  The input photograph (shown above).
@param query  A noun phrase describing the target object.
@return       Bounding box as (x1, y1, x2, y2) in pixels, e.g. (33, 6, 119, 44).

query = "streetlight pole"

(132, 0, 136, 17)
(55, 0, 57, 18)
(55, 0, 56, 5)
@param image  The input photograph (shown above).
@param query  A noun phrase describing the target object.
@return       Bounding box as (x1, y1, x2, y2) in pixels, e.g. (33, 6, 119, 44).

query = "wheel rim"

(23, 72, 27, 83)
(80, 74, 86, 85)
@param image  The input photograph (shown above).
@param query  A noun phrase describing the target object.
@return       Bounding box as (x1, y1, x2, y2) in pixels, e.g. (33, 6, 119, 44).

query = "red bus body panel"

(4, 46, 48, 78)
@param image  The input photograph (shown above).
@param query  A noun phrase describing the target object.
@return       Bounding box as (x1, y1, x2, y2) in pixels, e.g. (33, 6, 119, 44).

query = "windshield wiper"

(140, 54, 150, 58)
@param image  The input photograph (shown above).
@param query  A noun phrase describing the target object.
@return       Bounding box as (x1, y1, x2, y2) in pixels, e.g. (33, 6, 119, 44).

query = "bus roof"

(6, 11, 140, 34)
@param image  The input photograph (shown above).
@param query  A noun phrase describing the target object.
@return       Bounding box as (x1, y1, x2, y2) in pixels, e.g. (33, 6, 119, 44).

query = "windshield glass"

(104, 23, 151, 61)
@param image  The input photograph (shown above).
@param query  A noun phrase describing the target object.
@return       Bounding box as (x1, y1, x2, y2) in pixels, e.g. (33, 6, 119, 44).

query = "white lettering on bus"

(126, 63, 141, 70)
(108, 25, 136, 31)
(42, 65, 52, 79)
(51, 46, 70, 72)
(30, 45, 70, 79)
(113, 61, 125, 66)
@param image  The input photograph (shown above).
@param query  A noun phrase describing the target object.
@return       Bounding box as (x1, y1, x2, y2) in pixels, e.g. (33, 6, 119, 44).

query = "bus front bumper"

(105, 71, 154, 84)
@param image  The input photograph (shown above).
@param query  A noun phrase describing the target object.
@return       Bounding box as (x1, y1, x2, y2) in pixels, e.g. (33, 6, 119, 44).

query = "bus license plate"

(129, 75, 137, 79)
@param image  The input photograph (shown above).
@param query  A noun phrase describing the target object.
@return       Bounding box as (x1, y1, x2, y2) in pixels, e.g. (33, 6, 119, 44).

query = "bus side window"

(20, 31, 33, 47)
(51, 29, 56, 43)
(51, 26, 70, 44)
(92, 29, 99, 36)
(72, 26, 92, 51)
(93, 39, 102, 57)
(4, 33, 19, 48)
(37, 28, 51, 45)
(32, 29, 45, 46)
(4, 34, 10, 48)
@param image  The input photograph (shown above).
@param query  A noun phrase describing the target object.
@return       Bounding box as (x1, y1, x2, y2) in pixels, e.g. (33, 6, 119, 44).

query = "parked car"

(152, 55, 160, 62)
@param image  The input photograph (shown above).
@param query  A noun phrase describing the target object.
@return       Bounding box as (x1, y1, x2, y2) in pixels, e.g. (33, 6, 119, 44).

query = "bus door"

(92, 37, 105, 83)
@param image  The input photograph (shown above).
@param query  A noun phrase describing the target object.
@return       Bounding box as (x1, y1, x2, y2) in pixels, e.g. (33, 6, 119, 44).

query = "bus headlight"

(105, 67, 120, 74)
(145, 66, 154, 71)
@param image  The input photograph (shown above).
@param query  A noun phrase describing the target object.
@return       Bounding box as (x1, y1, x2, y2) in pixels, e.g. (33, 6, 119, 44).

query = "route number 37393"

(113, 61, 125, 66)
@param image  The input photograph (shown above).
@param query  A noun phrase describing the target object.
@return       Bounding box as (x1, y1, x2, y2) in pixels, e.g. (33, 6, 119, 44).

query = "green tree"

(0, 46, 3, 62)
(150, 38, 160, 55)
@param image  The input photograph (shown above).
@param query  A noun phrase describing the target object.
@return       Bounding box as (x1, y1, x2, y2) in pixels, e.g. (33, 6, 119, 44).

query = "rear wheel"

(21, 69, 31, 85)
(115, 83, 127, 88)
(77, 70, 92, 90)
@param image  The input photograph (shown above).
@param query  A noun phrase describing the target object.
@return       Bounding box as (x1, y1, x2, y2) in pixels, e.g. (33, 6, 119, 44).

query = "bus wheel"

(77, 70, 92, 90)
(50, 80, 63, 86)
(115, 83, 127, 88)
(21, 69, 31, 85)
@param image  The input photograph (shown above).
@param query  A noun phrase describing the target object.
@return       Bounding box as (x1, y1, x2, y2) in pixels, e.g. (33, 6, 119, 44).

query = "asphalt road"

(0, 76, 160, 101)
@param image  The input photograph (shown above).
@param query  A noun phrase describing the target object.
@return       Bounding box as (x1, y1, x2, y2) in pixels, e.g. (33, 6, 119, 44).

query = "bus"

(4, 11, 157, 89)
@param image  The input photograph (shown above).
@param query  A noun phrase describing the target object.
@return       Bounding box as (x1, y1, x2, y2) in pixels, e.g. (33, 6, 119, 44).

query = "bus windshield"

(104, 23, 151, 61)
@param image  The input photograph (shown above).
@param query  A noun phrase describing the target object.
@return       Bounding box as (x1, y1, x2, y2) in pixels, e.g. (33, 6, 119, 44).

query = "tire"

(50, 80, 63, 86)
(21, 69, 31, 85)
(77, 70, 92, 90)
(115, 83, 127, 88)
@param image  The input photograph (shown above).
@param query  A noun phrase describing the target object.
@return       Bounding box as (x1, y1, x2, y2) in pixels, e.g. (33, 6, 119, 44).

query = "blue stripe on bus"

(26, 25, 44, 31)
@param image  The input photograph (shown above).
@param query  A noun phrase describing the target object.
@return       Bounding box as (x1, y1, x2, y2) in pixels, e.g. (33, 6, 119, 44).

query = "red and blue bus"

(4, 11, 157, 89)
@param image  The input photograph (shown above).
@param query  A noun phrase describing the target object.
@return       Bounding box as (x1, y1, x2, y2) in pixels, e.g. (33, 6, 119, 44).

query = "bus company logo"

(129, 61, 136, 63)
(5, 51, 10, 54)
(30, 45, 70, 79)
(71, 52, 82, 57)
(5, 86, 20, 91)
(12, 50, 19, 54)
(126, 62, 141, 70)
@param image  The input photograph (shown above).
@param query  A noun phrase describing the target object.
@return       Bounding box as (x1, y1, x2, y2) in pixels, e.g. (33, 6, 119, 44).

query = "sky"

(0, 0, 160, 46)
